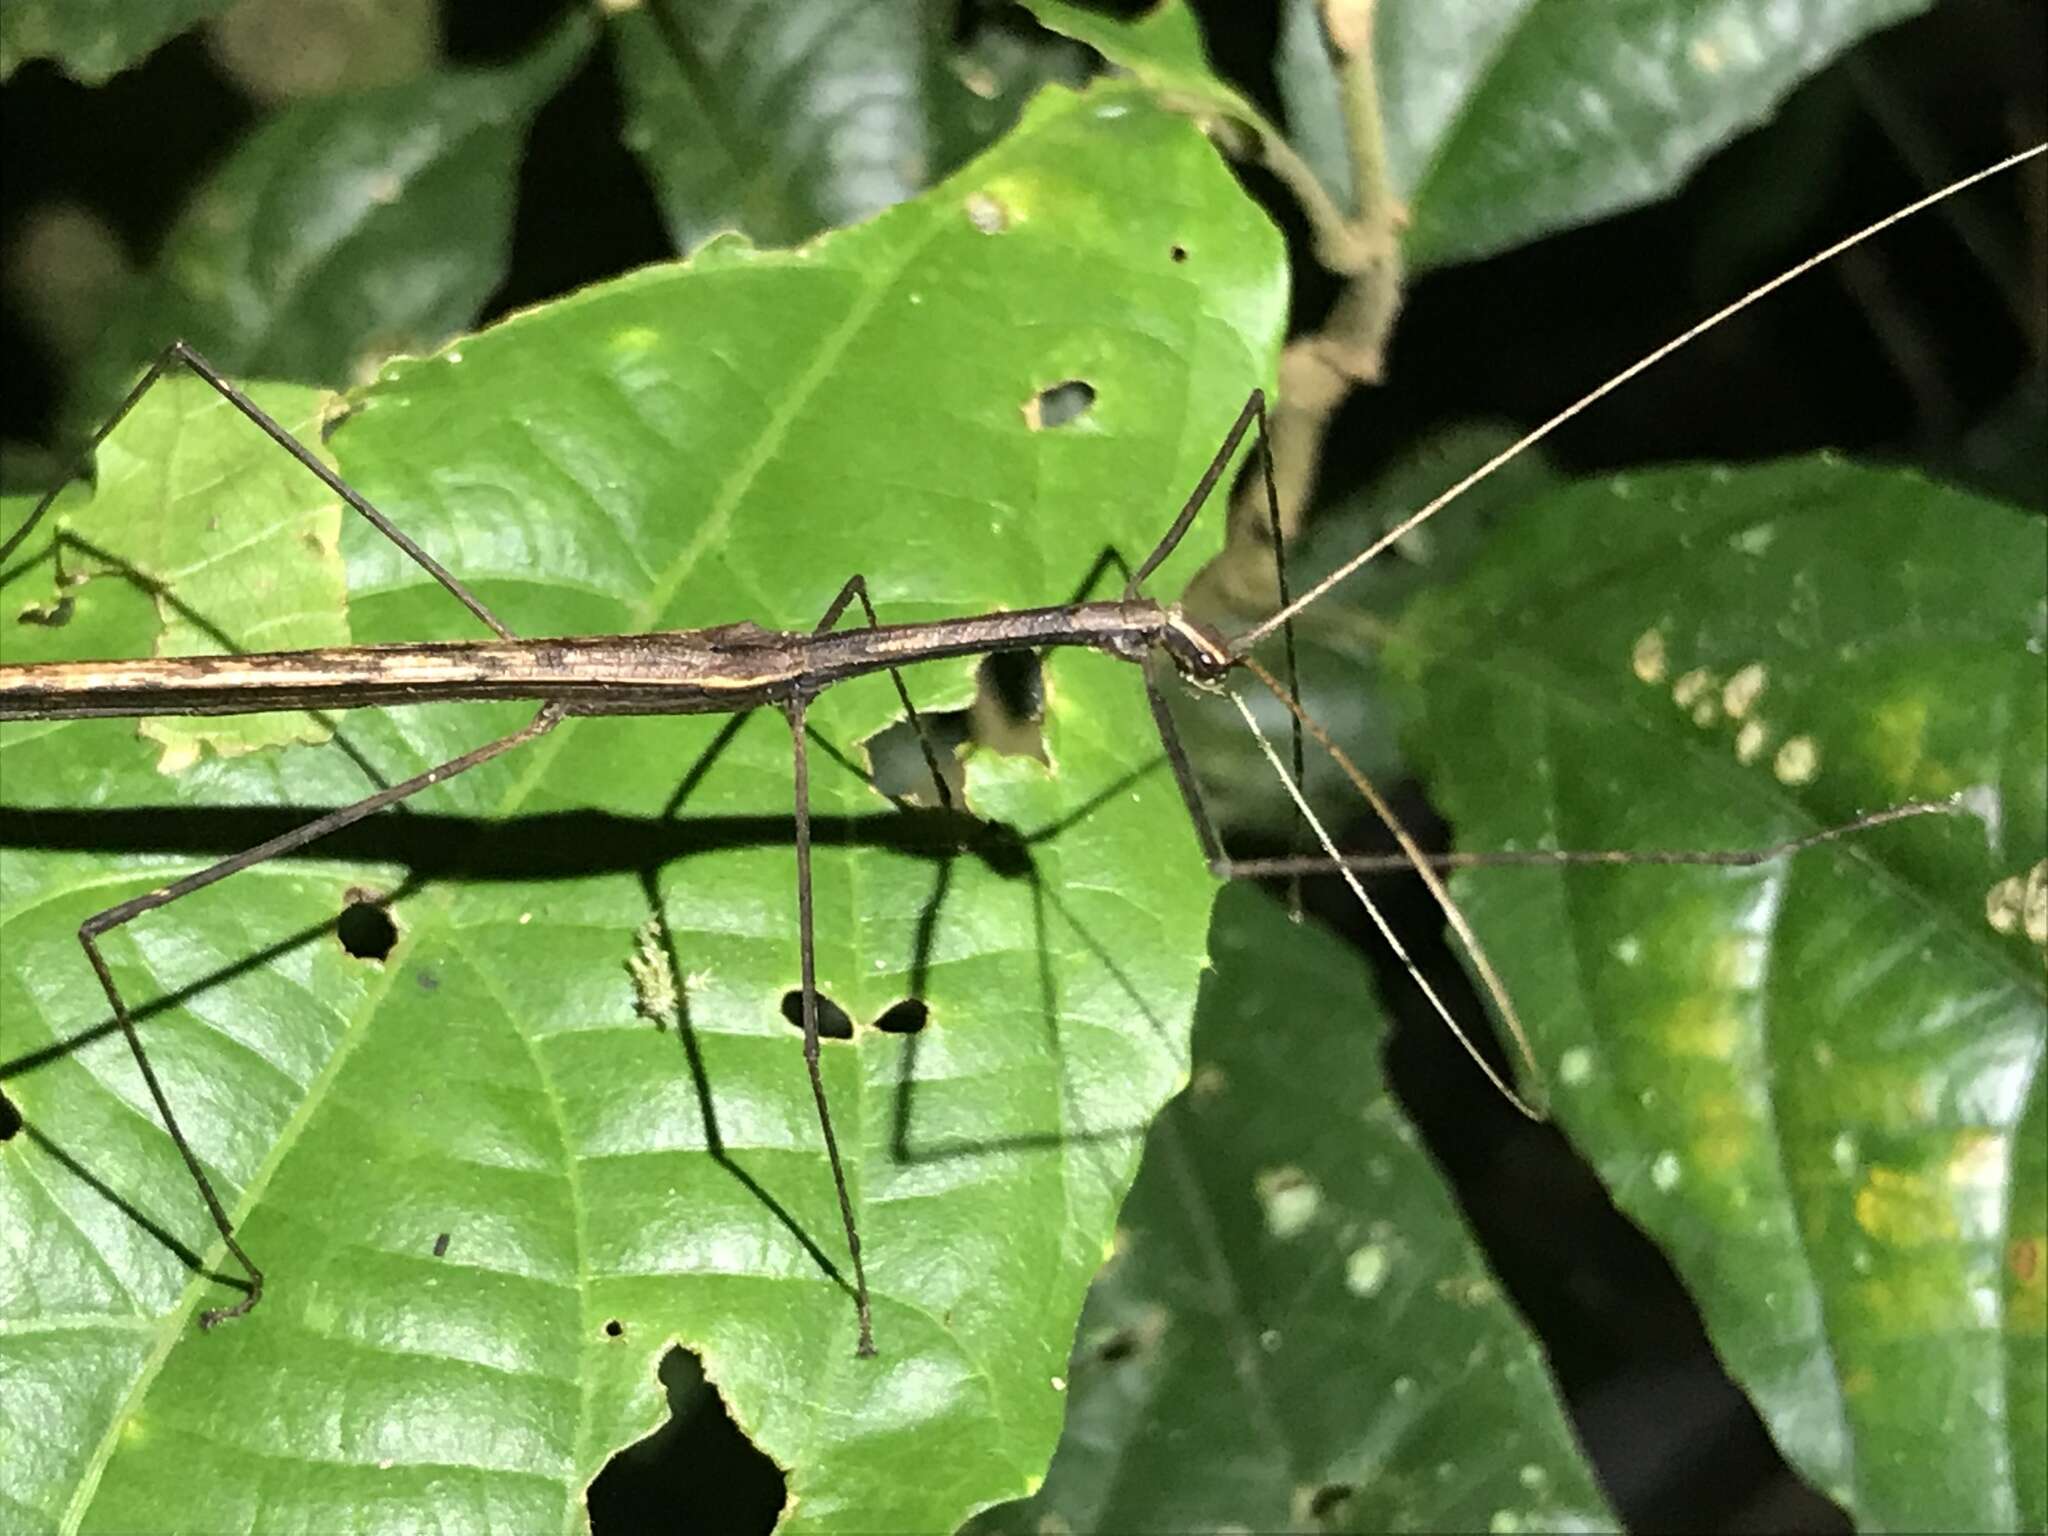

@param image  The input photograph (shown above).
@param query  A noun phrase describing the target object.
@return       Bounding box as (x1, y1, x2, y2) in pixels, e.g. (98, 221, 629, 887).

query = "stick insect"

(0, 149, 2034, 1372)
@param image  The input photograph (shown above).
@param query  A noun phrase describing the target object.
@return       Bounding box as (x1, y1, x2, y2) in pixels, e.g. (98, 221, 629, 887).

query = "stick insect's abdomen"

(0, 633, 811, 721)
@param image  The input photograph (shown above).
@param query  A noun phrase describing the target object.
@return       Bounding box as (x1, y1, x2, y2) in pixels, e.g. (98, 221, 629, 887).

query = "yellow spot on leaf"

(1773, 735, 1820, 785)
(1631, 628, 1667, 684)
(1721, 663, 1767, 718)
(1672, 667, 1714, 710)
(1734, 718, 1770, 766)
(1854, 1165, 1959, 1245)
(1662, 995, 1741, 1059)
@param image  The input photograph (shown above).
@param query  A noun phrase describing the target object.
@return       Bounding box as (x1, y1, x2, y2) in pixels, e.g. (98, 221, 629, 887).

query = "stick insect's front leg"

(76, 704, 563, 1326)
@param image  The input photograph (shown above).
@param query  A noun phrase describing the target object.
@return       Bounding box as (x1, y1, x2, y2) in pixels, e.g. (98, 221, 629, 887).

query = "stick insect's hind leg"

(783, 693, 877, 1357)
(0, 340, 517, 641)
(812, 574, 955, 811)
(75, 704, 564, 1327)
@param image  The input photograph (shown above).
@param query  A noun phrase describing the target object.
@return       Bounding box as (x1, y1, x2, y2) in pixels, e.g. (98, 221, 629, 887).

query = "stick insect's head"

(1156, 606, 1235, 690)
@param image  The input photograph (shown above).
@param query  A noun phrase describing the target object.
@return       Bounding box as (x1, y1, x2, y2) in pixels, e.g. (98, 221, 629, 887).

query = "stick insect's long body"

(0, 599, 1200, 722)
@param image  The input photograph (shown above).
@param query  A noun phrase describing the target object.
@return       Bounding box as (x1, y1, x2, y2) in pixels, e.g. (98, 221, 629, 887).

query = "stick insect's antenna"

(1235, 142, 2048, 652)
(1219, 797, 1961, 876)
(1227, 659, 1547, 1120)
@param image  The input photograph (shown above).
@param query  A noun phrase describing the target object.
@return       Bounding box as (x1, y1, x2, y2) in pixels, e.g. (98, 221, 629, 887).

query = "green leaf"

(1375, 0, 1933, 268)
(0, 0, 234, 85)
(69, 15, 592, 436)
(967, 883, 1616, 1534)
(0, 82, 1285, 1534)
(610, 0, 939, 253)
(1387, 459, 2047, 1531)
(610, 0, 1088, 256)
(1024, 0, 1266, 129)
(1023, 0, 1305, 226)
(1053, 0, 1933, 272)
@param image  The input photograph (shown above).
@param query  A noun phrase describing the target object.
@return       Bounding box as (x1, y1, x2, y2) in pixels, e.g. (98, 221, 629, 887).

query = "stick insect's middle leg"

(813, 573, 954, 811)
(75, 703, 564, 1327)
(784, 693, 876, 1357)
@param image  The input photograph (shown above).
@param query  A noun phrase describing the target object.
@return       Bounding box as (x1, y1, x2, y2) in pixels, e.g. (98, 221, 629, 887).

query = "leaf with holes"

(0, 81, 1285, 1535)
(1387, 459, 2047, 1532)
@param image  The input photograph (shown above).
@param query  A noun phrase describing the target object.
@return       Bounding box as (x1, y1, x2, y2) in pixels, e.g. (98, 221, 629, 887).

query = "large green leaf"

(69, 16, 591, 438)
(1386, 459, 2046, 1531)
(1039, 0, 1932, 271)
(608, 0, 1089, 256)
(0, 82, 1286, 1534)
(968, 883, 1616, 1534)
(1373, 0, 1934, 268)
(608, 0, 940, 254)
(1370, 0, 1932, 268)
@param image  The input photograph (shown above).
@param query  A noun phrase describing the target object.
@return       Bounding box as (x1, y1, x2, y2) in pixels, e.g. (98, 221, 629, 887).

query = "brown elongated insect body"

(0, 601, 1190, 721)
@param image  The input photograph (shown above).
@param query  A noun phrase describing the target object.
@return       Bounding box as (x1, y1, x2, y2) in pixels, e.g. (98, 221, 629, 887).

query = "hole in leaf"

(863, 710, 968, 806)
(971, 650, 1045, 761)
(874, 999, 928, 1035)
(780, 990, 854, 1040)
(1170, 243, 1188, 263)
(1308, 1482, 1356, 1524)
(1097, 1327, 1139, 1364)
(336, 891, 397, 961)
(603, 1318, 624, 1338)
(0, 1088, 19, 1141)
(17, 595, 74, 627)
(1023, 378, 1095, 430)
(432, 1232, 450, 1258)
(860, 650, 1046, 806)
(588, 1346, 783, 1535)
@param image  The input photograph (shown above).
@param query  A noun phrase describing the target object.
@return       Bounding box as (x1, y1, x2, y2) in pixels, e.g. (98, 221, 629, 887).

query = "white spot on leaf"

(1255, 1166, 1321, 1239)
(1735, 718, 1769, 766)
(1672, 667, 1715, 710)
(1651, 1151, 1682, 1191)
(1722, 663, 1767, 718)
(1345, 1243, 1390, 1297)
